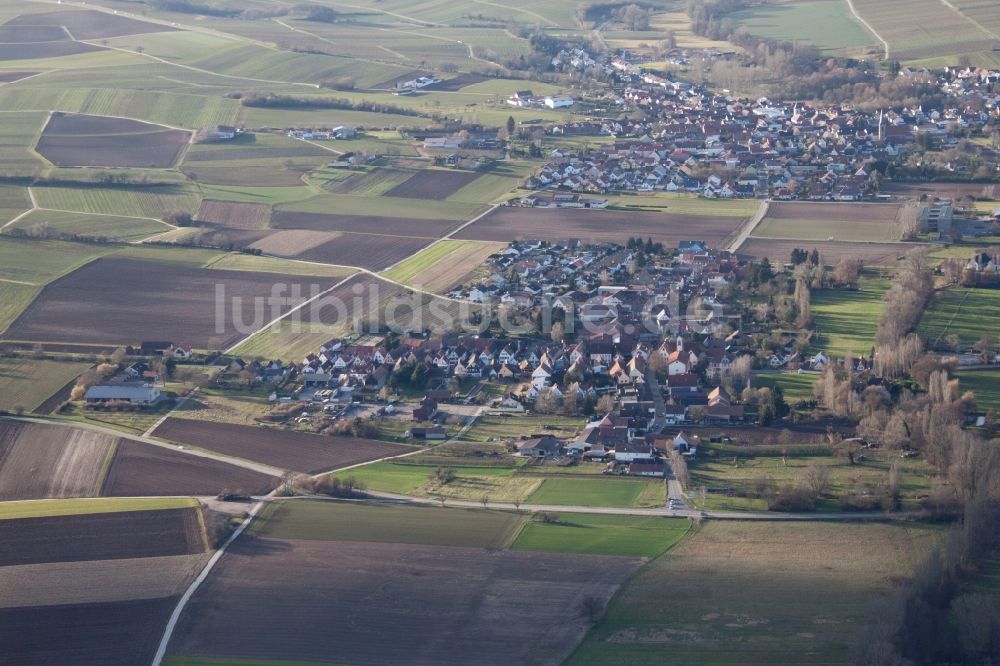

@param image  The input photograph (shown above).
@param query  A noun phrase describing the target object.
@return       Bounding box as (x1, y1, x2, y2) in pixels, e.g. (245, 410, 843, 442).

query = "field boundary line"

(844, 0, 890, 59)
(151, 499, 266, 666)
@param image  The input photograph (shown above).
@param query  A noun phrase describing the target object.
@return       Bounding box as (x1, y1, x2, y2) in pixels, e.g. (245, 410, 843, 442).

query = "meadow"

(956, 369, 1000, 412)
(253, 499, 525, 550)
(0, 357, 91, 412)
(511, 514, 689, 558)
(569, 521, 942, 665)
(918, 287, 1000, 348)
(753, 372, 820, 402)
(810, 277, 889, 359)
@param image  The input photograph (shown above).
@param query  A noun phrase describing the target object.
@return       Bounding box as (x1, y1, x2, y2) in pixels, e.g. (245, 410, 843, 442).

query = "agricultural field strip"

(353, 487, 922, 520)
(0, 553, 210, 608)
(0, 187, 37, 231)
(9, 415, 284, 479)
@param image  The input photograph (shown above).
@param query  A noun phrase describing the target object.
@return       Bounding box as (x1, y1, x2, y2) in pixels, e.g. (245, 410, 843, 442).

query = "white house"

(544, 96, 574, 109)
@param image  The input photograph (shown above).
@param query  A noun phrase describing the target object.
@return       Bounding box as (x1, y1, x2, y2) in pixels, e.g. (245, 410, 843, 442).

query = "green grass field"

(568, 521, 942, 665)
(0, 281, 39, 335)
(689, 449, 935, 512)
(811, 278, 889, 358)
(526, 477, 666, 508)
(918, 288, 1000, 348)
(0, 357, 92, 412)
(0, 111, 48, 173)
(956, 370, 1000, 412)
(754, 216, 898, 242)
(204, 254, 355, 278)
(31, 184, 201, 218)
(0, 496, 197, 520)
(253, 499, 525, 549)
(460, 414, 585, 443)
(512, 514, 689, 558)
(8, 209, 171, 241)
(381, 240, 475, 282)
(0, 236, 110, 285)
(754, 373, 820, 402)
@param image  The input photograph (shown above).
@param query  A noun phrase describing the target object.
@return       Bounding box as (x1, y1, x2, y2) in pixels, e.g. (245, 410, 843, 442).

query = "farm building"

(84, 384, 161, 406)
(627, 460, 666, 477)
(409, 426, 447, 440)
(516, 437, 564, 458)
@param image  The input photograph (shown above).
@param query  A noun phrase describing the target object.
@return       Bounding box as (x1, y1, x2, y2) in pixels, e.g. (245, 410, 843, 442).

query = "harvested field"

(424, 73, 489, 90)
(101, 439, 279, 497)
(455, 206, 749, 246)
(384, 169, 481, 200)
(248, 229, 340, 256)
(272, 209, 459, 237)
(194, 200, 270, 229)
(0, 506, 205, 566)
(0, 26, 69, 42)
(0, 553, 209, 608)
(36, 113, 191, 168)
(738, 238, 915, 266)
(153, 417, 415, 473)
(168, 536, 641, 665)
(0, 596, 178, 666)
(753, 201, 903, 242)
(0, 421, 115, 500)
(0, 41, 102, 60)
(5, 257, 338, 348)
(883, 182, 999, 199)
(5, 9, 178, 39)
(295, 232, 433, 270)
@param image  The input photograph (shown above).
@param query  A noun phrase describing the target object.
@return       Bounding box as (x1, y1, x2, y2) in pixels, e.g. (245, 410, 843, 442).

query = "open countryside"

(0, 0, 998, 664)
